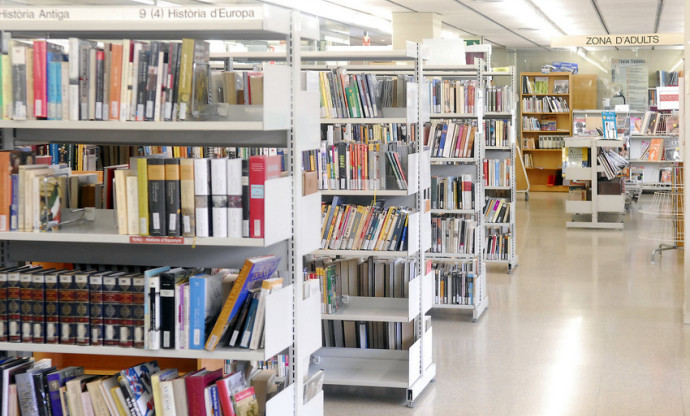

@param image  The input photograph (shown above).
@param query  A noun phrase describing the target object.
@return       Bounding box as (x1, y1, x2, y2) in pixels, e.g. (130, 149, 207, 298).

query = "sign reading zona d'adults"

(551, 33, 683, 48)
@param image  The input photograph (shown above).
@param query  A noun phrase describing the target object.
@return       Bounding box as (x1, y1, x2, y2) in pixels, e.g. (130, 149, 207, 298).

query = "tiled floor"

(323, 192, 687, 415)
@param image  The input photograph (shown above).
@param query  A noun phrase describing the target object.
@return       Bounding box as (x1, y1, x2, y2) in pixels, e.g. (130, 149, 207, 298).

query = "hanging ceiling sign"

(551, 33, 683, 48)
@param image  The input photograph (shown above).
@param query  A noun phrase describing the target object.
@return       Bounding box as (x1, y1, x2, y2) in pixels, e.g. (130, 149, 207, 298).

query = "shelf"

(430, 157, 477, 164)
(630, 134, 679, 138)
(483, 71, 513, 77)
(321, 294, 418, 323)
(484, 222, 511, 227)
(520, 93, 570, 97)
(431, 303, 475, 310)
(485, 146, 511, 150)
(313, 249, 415, 258)
(319, 118, 407, 124)
(565, 166, 592, 181)
(429, 113, 475, 119)
(320, 189, 410, 196)
(522, 130, 571, 134)
(522, 148, 564, 152)
(598, 194, 625, 213)
(566, 200, 592, 214)
(430, 209, 476, 215)
(426, 253, 476, 260)
(484, 112, 513, 117)
(0, 342, 276, 362)
(485, 186, 511, 190)
(628, 160, 678, 164)
(521, 112, 570, 115)
(526, 167, 561, 170)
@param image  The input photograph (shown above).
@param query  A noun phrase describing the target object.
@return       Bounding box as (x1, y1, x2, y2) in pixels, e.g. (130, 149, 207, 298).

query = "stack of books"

(1, 37, 265, 122)
(484, 226, 512, 260)
(0, 255, 282, 353)
(433, 261, 476, 305)
(428, 79, 476, 114)
(431, 175, 474, 210)
(484, 197, 511, 223)
(484, 85, 513, 112)
(484, 119, 512, 147)
(319, 70, 409, 118)
(424, 120, 477, 158)
(320, 199, 412, 252)
(322, 319, 415, 350)
(483, 158, 512, 187)
(431, 214, 476, 255)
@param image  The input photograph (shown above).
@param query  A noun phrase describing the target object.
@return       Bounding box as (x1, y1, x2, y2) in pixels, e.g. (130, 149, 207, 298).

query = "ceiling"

(0, 0, 684, 49)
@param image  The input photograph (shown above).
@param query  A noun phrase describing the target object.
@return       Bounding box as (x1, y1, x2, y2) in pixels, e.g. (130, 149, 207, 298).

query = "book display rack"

(0, 5, 324, 416)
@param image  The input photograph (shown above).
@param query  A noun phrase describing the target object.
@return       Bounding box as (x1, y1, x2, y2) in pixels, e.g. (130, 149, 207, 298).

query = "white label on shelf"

(169, 214, 177, 231)
(0, 6, 264, 22)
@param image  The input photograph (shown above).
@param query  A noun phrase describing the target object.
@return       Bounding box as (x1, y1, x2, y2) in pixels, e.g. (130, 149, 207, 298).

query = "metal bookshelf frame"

(0, 6, 323, 416)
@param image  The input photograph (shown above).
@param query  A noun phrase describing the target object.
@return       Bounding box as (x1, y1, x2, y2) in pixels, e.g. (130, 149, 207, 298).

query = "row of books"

(2, 37, 265, 122)
(424, 120, 477, 159)
(483, 158, 512, 187)
(4, 357, 286, 416)
(657, 70, 679, 87)
(430, 215, 476, 255)
(522, 76, 548, 94)
(318, 70, 408, 119)
(305, 141, 412, 191)
(629, 167, 674, 184)
(428, 79, 476, 114)
(320, 199, 412, 252)
(638, 111, 678, 135)
(0, 257, 281, 353)
(485, 85, 513, 113)
(521, 96, 569, 113)
(484, 119, 512, 147)
(484, 227, 512, 261)
(564, 147, 591, 168)
(430, 175, 474, 210)
(523, 116, 558, 131)
(484, 197, 511, 224)
(307, 257, 417, 306)
(322, 319, 415, 350)
(321, 122, 413, 145)
(433, 261, 476, 305)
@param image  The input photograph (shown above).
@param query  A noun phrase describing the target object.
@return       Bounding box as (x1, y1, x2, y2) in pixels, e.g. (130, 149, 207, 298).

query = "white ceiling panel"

(595, 0, 657, 34)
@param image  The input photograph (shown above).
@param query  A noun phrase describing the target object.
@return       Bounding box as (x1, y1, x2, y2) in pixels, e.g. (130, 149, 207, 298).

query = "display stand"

(565, 137, 627, 230)
(0, 6, 323, 415)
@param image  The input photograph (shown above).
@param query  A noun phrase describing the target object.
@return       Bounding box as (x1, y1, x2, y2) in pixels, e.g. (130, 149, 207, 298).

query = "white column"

(392, 12, 442, 49)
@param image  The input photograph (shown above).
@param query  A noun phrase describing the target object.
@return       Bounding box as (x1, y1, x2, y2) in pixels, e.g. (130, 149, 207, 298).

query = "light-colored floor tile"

(322, 192, 685, 416)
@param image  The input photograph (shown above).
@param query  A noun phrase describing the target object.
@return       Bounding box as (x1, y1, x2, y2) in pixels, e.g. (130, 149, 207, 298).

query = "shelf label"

(0, 6, 263, 22)
(129, 236, 184, 245)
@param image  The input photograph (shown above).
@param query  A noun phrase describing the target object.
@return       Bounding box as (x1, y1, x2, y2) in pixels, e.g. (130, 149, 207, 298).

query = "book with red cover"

(33, 40, 48, 118)
(185, 369, 223, 416)
(248, 155, 282, 238)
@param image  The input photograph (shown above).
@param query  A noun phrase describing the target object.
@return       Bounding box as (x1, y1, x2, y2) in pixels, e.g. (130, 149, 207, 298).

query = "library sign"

(551, 33, 683, 48)
(0, 6, 263, 22)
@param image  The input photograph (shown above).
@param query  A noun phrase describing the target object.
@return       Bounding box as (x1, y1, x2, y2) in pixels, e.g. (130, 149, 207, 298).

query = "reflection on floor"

(322, 192, 687, 416)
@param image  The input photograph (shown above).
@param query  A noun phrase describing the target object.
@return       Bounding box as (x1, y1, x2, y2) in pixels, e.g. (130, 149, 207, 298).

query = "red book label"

(129, 236, 184, 245)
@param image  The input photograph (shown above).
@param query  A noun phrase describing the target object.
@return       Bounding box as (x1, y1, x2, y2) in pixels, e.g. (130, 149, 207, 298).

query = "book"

(88, 271, 108, 347)
(238, 292, 260, 349)
(151, 369, 178, 416)
(179, 158, 195, 237)
(147, 158, 167, 236)
(164, 158, 181, 236)
(188, 271, 224, 350)
(193, 159, 211, 238)
(210, 158, 228, 238)
(205, 256, 281, 351)
(648, 138, 664, 161)
(114, 169, 129, 235)
(249, 278, 283, 350)
(119, 361, 160, 416)
(136, 157, 150, 236)
(132, 274, 146, 349)
(233, 387, 259, 416)
(126, 175, 140, 235)
(227, 158, 243, 238)
(102, 273, 120, 347)
(248, 155, 282, 238)
(143, 266, 169, 351)
(117, 274, 136, 348)
(160, 268, 187, 349)
(185, 369, 222, 416)
(47, 367, 85, 416)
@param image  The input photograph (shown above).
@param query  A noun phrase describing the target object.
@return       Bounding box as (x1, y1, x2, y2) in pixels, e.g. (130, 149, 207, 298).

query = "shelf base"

(566, 221, 624, 230)
(406, 363, 436, 407)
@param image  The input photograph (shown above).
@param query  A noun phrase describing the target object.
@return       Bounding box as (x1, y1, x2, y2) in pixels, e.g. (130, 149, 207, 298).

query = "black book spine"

(337, 141, 347, 189)
(147, 158, 167, 236)
(159, 272, 175, 349)
(171, 43, 182, 121)
(165, 158, 181, 237)
(241, 159, 250, 238)
(132, 275, 146, 349)
(145, 41, 160, 121)
(229, 295, 253, 348)
(136, 49, 149, 121)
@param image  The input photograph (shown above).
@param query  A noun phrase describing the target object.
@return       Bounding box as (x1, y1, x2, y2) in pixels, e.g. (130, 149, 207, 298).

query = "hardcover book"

(248, 155, 282, 238)
(147, 158, 167, 236)
(165, 158, 181, 237)
(74, 270, 93, 346)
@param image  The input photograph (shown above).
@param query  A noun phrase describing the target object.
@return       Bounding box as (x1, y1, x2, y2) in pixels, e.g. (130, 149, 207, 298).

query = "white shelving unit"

(304, 46, 435, 407)
(0, 6, 323, 416)
(565, 137, 627, 229)
(481, 66, 519, 273)
(425, 60, 489, 320)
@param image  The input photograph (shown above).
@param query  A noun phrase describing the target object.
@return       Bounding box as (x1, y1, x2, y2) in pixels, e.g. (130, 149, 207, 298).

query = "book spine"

(95, 49, 104, 120)
(193, 159, 211, 238)
(132, 276, 146, 349)
(6, 271, 19, 341)
(165, 159, 181, 237)
(148, 276, 161, 350)
(46, 373, 64, 416)
(102, 276, 119, 346)
(147, 159, 167, 236)
(145, 42, 160, 121)
(33, 41, 47, 118)
(109, 43, 123, 120)
(10, 46, 27, 120)
(137, 157, 149, 236)
(227, 158, 243, 238)
(31, 272, 46, 343)
(177, 39, 194, 120)
(1, 55, 12, 120)
(58, 273, 76, 344)
(20, 272, 33, 342)
(74, 273, 91, 345)
(0, 271, 7, 342)
(136, 49, 148, 121)
(159, 273, 175, 349)
(89, 274, 104, 346)
(188, 278, 205, 350)
(126, 175, 140, 235)
(180, 158, 196, 237)
(118, 276, 134, 347)
(44, 274, 59, 344)
(210, 158, 228, 238)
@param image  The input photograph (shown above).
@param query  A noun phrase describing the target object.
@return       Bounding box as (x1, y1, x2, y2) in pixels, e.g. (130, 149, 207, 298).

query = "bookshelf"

(520, 72, 572, 192)
(305, 46, 436, 407)
(0, 6, 323, 415)
(483, 67, 519, 273)
(564, 137, 627, 229)
(424, 59, 494, 319)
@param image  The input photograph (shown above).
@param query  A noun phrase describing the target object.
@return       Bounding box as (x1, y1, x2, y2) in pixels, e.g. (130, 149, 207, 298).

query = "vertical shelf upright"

(483, 66, 519, 273)
(0, 6, 323, 416)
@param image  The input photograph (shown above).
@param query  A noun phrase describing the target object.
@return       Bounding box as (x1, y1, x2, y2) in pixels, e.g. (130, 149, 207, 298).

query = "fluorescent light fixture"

(502, 0, 560, 37)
